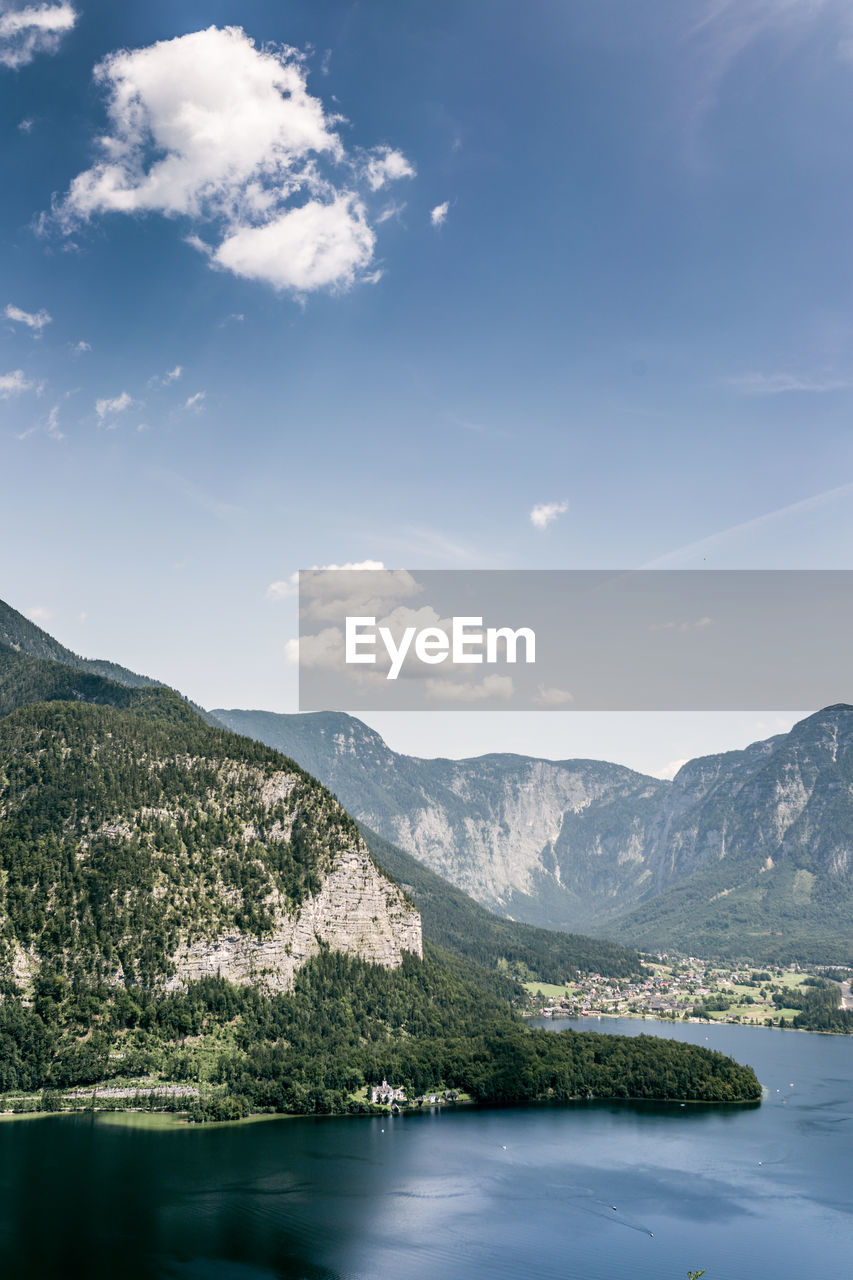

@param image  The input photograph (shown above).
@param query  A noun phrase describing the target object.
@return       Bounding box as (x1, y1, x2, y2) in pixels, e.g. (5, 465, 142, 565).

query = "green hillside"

(361, 825, 645, 983)
(0, 699, 363, 987)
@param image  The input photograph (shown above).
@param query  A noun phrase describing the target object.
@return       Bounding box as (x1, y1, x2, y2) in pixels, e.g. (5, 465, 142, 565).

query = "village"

(523, 956, 841, 1027)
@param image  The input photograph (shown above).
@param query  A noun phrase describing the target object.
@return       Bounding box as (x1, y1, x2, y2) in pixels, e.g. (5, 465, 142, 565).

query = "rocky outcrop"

(168, 845, 422, 991)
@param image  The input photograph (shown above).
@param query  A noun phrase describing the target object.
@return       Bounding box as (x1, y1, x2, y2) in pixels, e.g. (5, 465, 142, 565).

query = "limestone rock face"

(168, 846, 422, 991)
(213, 705, 853, 949)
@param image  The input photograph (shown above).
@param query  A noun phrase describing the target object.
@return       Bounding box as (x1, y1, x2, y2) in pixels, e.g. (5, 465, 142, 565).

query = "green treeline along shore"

(0, 629, 761, 1121)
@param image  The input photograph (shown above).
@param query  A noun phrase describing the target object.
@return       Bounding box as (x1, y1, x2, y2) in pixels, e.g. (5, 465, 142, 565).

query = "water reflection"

(0, 1021, 850, 1279)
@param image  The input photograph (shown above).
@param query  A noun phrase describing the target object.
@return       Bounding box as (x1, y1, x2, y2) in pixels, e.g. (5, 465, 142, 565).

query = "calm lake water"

(0, 1018, 850, 1279)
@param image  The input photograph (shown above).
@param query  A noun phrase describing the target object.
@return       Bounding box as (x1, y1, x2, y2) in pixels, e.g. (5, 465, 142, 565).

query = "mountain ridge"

(216, 706, 853, 963)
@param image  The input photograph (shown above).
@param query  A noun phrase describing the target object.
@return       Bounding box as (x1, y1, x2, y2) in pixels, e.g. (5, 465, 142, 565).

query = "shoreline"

(0, 1090, 760, 1128)
(529, 1010, 853, 1036)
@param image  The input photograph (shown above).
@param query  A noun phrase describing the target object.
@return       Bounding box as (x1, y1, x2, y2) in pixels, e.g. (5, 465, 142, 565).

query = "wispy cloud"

(44, 403, 63, 440)
(530, 499, 568, 530)
(5, 302, 51, 333)
(679, 0, 847, 155)
(533, 684, 574, 706)
(430, 201, 449, 227)
(0, 2, 77, 70)
(95, 390, 135, 425)
(381, 525, 485, 566)
(152, 468, 241, 522)
(643, 479, 853, 567)
(425, 674, 514, 702)
(183, 390, 205, 411)
(363, 146, 415, 191)
(21, 403, 65, 442)
(149, 364, 182, 387)
(685, 1, 826, 110)
(25, 604, 53, 623)
(727, 371, 853, 394)
(0, 369, 34, 398)
(71, 339, 91, 354)
(375, 199, 407, 225)
(48, 26, 414, 295)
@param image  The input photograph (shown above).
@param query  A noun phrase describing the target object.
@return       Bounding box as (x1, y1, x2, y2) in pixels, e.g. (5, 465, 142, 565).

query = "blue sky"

(2, 0, 853, 774)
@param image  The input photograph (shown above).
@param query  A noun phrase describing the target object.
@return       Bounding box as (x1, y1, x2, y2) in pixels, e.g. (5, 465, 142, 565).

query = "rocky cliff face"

(215, 706, 853, 958)
(212, 709, 668, 931)
(0, 701, 422, 994)
(168, 847, 422, 990)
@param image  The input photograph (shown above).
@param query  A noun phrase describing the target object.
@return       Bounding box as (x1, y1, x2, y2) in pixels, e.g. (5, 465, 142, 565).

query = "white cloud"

(183, 390, 205, 411)
(18, 116, 33, 131)
(0, 369, 33, 397)
(212, 195, 376, 293)
(5, 302, 51, 333)
(430, 201, 449, 227)
(363, 146, 415, 191)
(72, 339, 91, 353)
(95, 390, 134, 423)
(0, 2, 77, 69)
(267, 564, 387, 602)
(656, 758, 689, 781)
(267, 573, 300, 601)
(310, 559, 386, 572)
(287, 627, 342, 669)
(299, 564, 420, 625)
(50, 26, 414, 295)
(530, 499, 568, 530)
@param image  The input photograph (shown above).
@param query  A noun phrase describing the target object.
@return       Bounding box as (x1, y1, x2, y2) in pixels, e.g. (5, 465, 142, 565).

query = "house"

(370, 1079, 407, 1105)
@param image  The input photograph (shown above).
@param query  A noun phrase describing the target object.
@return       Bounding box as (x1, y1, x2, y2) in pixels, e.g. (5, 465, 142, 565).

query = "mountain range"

(4, 594, 851, 971)
(3, 597, 760, 1115)
(215, 707, 853, 964)
(0, 600, 640, 991)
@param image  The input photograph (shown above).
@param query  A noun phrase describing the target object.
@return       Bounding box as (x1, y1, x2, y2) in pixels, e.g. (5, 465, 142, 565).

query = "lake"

(0, 1018, 850, 1279)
